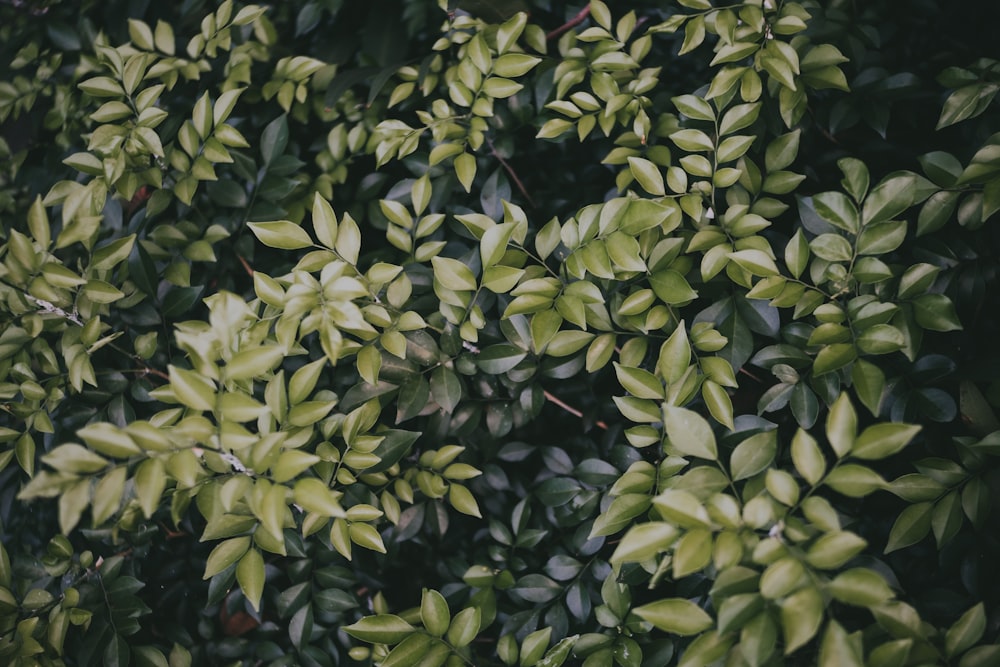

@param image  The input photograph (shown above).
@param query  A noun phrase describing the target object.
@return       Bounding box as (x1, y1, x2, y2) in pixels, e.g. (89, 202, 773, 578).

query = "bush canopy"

(1, 0, 1000, 665)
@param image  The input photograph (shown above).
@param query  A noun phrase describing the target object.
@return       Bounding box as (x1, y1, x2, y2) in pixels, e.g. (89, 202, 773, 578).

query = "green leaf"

(812, 192, 859, 233)
(204, 536, 251, 579)
(672, 94, 715, 121)
(728, 249, 779, 276)
(813, 344, 856, 377)
(810, 233, 853, 262)
(343, 614, 415, 644)
(134, 457, 167, 518)
(806, 531, 867, 570)
(236, 548, 265, 611)
(791, 429, 825, 486)
(670, 129, 714, 152)
(652, 489, 712, 528)
(633, 599, 713, 636)
(884, 502, 932, 553)
(432, 256, 478, 292)
(825, 394, 856, 458)
(446, 607, 481, 648)
(946, 603, 986, 658)
(627, 157, 666, 196)
(828, 568, 894, 607)
(345, 519, 384, 552)
(455, 152, 477, 192)
(937, 84, 1000, 129)
(248, 221, 313, 250)
(851, 423, 920, 460)
(261, 114, 289, 166)
(818, 621, 864, 667)
(851, 359, 885, 415)
(521, 626, 552, 666)
(610, 522, 679, 564)
(39, 443, 107, 475)
(730, 430, 777, 481)
(760, 557, 806, 599)
(912, 294, 962, 331)
(960, 646, 1000, 667)
(718, 103, 761, 135)
(663, 406, 717, 460)
(824, 464, 886, 497)
(780, 587, 824, 654)
(449, 484, 482, 518)
(614, 363, 664, 400)
(475, 344, 527, 374)
(765, 130, 800, 171)
(421, 589, 451, 637)
(376, 634, 430, 667)
(862, 175, 914, 226)
(292, 478, 345, 517)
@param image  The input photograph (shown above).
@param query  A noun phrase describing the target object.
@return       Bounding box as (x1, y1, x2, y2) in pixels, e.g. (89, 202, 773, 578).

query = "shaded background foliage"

(1, 0, 1000, 665)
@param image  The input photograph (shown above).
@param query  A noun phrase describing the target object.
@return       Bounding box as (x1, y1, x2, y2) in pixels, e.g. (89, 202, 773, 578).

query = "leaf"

(810, 233, 853, 262)
(806, 531, 867, 570)
(662, 406, 718, 460)
(475, 344, 527, 374)
(343, 614, 415, 644)
(780, 587, 824, 654)
(614, 363, 664, 400)
(730, 430, 777, 481)
(41, 443, 108, 474)
(824, 464, 885, 497)
(672, 94, 715, 121)
(728, 249, 779, 276)
(431, 256, 477, 292)
(652, 489, 712, 528)
(791, 429, 826, 486)
(248, 221, 313, 250)
(812, 192, 859, 233)
(818, 621, 864, 667)
(884, 502, 932, 553)
(134, 458, 166, 518)
(446, 607, 480, 648)
(261, 114, 289, 166)
(825, 393, 856, 458)
(204, 536, 251, 578)
(236, 548, 265, 611)
(430, 366, 462, 413)
(945, 603, 986, 657)
(455, 152, 476, 192)
(862, 174, 914, 226)
(633, 599, 713, 636)
(938, 84, 1000, 129)
(610, 522, 679, 564)
(828, 568, 894, 607)
(421, 589, 451, 637)
(912, 294, 962, 332)
(852, 423, 920, 460)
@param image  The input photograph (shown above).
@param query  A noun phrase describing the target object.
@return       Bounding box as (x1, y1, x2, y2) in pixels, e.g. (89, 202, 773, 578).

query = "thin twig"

(237, 254, 254, 276)
(546, 6, 591, 41)
(544, 389, 609, 430)
(487, 137, 537, 209)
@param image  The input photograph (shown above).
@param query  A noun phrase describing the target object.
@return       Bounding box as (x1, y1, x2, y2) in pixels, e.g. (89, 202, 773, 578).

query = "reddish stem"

(237, 254, 254, 276)
(546, 6, 591, 41)
(544, 389, 609, 431)
(488, 137, 537, 208)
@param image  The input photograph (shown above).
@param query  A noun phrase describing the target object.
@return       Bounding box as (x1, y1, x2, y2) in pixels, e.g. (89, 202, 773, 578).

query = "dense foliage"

(2, 0, 1000, 664)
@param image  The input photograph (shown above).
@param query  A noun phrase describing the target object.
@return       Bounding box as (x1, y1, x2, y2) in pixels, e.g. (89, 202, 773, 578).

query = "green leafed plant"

(1, 0, 999, 664)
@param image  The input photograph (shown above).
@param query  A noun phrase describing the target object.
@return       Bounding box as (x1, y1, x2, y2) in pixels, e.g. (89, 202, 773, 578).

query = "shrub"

(1, 0, 999, 664)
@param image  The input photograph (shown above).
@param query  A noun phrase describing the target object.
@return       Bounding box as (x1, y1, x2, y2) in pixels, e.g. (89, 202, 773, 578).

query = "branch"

(544, 389, 608, 431)
(487, 137, 537, 209)
(547, 6, 591, 41)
